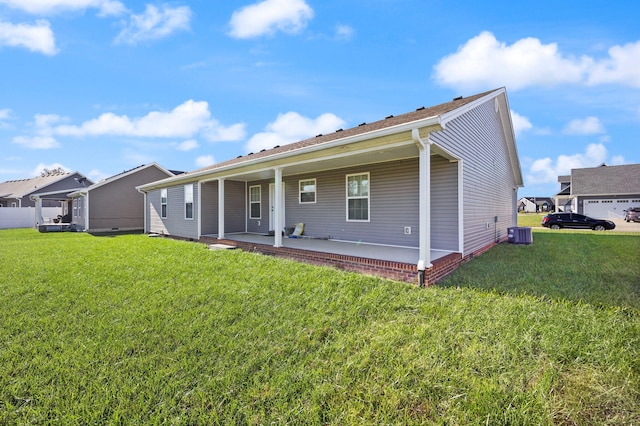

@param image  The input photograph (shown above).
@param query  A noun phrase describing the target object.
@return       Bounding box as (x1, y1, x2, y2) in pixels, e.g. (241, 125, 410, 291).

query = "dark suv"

(624, 207, 640, 222)
(541, 212, 615, 231)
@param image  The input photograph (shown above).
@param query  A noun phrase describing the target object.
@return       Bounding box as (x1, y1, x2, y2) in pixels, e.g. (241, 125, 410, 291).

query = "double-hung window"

(249, 185, 261, 219)
(160, 188, 167, 218)
(346, 172, 369, 221)
(299, 179, 316, 204)
(184, 184, 194, 220)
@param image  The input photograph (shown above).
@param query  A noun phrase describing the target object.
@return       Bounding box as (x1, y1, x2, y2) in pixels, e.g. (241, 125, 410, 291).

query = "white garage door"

(584, 199, 640, 219)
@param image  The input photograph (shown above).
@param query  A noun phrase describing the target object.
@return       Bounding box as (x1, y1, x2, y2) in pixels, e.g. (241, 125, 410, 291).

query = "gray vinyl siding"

(431, 98, 517, 255)
(430, 156, 459, 251)
(282, 158, 421, 247)
(200, 181, 218, 235)
(148, 184, 199, 240)
(185, 179, 246, 236)
(225, 180, 246, 233)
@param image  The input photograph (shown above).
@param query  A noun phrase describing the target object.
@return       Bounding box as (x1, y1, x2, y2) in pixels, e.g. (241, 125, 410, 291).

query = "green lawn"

(517, 212, 546, 227)
(1, 228, 639, 425)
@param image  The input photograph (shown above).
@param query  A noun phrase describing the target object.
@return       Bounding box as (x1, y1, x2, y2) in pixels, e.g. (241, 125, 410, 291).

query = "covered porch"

(198, 126, 463, 281)
(203, 232, 453, 264)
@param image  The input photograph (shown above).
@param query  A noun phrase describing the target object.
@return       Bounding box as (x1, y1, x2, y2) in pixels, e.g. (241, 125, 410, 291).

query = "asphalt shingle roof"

(187, 88, 499, 175)
(0, 173, 72, 199)
(571, 164, 640, 196)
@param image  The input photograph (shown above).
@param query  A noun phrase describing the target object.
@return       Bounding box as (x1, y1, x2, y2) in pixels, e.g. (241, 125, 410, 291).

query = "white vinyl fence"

(0, 207, 62, 229)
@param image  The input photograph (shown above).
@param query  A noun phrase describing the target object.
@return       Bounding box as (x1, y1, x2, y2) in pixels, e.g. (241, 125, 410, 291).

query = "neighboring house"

(554, 164, 640, 219)
(0, 169, 90, 208)
(518, 197, 554, 213)
(0, 170, 92, 228)
(137, 88, 523, 285)
(518, 197, 537, 213)
(68, 163, 176, 233)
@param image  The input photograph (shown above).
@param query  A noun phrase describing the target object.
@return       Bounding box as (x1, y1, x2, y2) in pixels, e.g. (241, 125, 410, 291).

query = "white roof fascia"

(439, 88, 504, 126)
(440, 87, 523, 188)
(137, 116, 443, 191)
(29, 188, 80, 200)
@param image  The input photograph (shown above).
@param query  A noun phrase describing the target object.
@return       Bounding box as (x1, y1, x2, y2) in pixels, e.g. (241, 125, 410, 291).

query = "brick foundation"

(195, 236, 504, 286)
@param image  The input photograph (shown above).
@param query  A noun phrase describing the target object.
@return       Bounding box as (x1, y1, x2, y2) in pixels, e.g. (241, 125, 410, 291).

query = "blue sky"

(1, 0, 638, 197)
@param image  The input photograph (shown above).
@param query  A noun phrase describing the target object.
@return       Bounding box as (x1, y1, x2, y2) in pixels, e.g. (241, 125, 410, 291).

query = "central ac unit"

(507, 227, 533, 244)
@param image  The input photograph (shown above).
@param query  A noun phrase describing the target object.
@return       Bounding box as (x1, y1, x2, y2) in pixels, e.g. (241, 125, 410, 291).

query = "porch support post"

(34, 197, 42, 228)
(274, 167, 283, 248)
(218, 178, 225, 240)
(412, 129, 432, 285)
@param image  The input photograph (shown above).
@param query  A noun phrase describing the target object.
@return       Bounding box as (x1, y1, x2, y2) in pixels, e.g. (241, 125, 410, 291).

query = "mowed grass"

(0, 229, 639, 424)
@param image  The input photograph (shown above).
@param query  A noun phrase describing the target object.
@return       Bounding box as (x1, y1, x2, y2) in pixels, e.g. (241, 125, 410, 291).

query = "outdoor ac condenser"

(507, 227, 533, 244)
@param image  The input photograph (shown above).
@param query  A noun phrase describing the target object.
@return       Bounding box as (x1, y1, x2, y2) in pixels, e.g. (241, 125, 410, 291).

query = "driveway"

(612, 219, 640, 232)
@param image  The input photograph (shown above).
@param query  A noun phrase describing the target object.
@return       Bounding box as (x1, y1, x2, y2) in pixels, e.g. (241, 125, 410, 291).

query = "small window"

(184, 184, 194, 220)
(249, 185, 261, 219)
(161, 188, 167, 218)
(299, 179, 316, 204)
(346, 172, 370, 222)
(72, 199, 77, 217)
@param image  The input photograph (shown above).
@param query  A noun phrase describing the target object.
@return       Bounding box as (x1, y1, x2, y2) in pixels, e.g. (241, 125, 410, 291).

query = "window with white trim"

(73, 199, 78, 217)
(299, 179, 316, 204)
(346, 172, 369, 221)
(249, 185, 261, 219)
(184, 184, 194, 220)
(161, 188, 167, 218)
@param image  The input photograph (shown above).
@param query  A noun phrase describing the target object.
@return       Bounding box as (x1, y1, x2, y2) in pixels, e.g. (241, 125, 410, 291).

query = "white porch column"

(34, 197, 42, 228)
(274, 167, 283, 248)
(218, 178, 225, 240)
(412, 129, 432, 283)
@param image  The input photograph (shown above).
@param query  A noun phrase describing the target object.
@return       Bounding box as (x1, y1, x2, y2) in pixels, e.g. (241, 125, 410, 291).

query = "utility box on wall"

(508, 227, 533, 244)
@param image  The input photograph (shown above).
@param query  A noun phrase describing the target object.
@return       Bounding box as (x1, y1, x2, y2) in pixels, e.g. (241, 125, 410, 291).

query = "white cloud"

(611, 155, 626, 165)
(14, 135, 60, 149)
(11, 113, 63, 148)
(563, 116, 605, 135)
(433, 31, 590, 90)
(433, 32, 640, 91)
(510, 110, 532, 136)
(588, 40, 640, 87)
(86, 168, 110, 182)
(195, 155, 215, 168)
(335, 24, 354, 41)
(245, 111, 345, 153)
(526, 143, 608, 184)
(0, 0, 126, 16)
(177, 139, 199, 151)
(228, 0, 313, 39)
(0, 108, 11, 120)
(30, 162, 68, 177)
(115, 4, 191, 45)
(0, 20, 58, 55)
(54, 100, 245, 141)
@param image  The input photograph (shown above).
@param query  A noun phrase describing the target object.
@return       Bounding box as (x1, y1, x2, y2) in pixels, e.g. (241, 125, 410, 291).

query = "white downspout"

(458, 160, 465, 253)
(143, 191, 148, 233)
(274, 167, 283, 248)
(218, 178, 225, 240)
(411, 128, 432, 286)
(85, 193, 89, 231)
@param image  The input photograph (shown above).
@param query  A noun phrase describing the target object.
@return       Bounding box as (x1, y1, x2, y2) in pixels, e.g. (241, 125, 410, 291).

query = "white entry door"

(269, 183, 285, 231)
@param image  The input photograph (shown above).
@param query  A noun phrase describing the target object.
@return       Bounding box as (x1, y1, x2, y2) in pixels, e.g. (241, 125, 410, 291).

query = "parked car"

(623, 207, 640, 222)
(541, 212, 616, 231)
